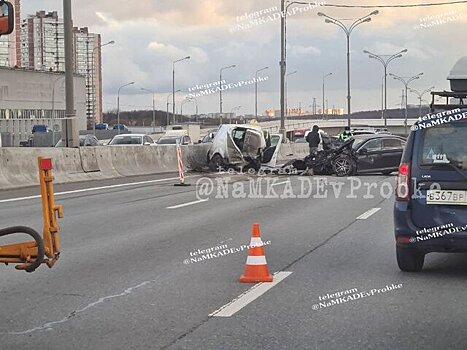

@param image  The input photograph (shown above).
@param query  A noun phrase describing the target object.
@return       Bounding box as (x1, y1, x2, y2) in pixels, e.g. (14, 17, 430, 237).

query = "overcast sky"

(22, 0, 467, 115)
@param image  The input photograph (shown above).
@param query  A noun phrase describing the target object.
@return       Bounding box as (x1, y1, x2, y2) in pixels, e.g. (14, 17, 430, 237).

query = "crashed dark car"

(288, 134, 406, 176)
(286, 137, 356, 176)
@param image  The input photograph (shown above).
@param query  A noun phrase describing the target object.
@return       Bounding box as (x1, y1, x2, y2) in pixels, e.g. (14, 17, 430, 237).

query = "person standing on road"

(306, 125, 321, 156)
(339, 126, 352, 141)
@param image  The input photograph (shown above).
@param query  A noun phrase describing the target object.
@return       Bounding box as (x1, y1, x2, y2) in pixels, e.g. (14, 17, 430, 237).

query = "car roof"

(353, 134, 403, 140)
(113, 134, 145, 137)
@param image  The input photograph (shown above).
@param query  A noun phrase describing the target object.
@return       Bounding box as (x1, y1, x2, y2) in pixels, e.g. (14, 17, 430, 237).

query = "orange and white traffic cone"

(239, 223, 273, 283)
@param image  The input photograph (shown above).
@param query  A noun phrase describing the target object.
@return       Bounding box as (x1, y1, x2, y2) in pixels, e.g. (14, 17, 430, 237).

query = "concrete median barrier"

(79, 147, 100, 173)
(0, 148, 96, 189)
(0, 144, 212, 190)
(184, 144, 210, 170)
(290, 143, 310, 158)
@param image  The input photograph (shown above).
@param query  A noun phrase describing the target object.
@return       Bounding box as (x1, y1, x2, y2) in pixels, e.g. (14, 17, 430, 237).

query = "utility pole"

(390, 72, 423, 136)
(280, 0, 286, 140)
(62, 0, 78, 147)
(322, 73, 332, 116)
(220, 65, 236, 124)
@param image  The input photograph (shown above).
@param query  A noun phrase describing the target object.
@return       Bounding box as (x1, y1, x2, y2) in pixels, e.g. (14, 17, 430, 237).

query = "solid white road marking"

(271, 180, 290, 186)
(356, 207, 381, 220)
(166, 199, 208, 209)
(0, 176, 199, 204)
(209, 271, 293, 317)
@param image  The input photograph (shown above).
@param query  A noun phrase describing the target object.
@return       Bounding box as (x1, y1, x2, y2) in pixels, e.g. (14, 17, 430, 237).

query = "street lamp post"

(255, 66, 268, 119)
(91, 40, 115, 134)
(166, 89, 181, 128)
(173, 56, 190, 125)
(181, 98, 192, 118)
(363, 48, 407, 126)
(116, 81, 135, 134)
(318, 10, 379, 127)
(220, 65, 236, 124)
(322, 72, 332, 117)
(191, 96, 199, 117)
(231, 106, 242, 124)
(285, 70, 297, 118)
(409, 86, 435, 118)
(141, 88, 156, 133)
(389, 72, 424, 136)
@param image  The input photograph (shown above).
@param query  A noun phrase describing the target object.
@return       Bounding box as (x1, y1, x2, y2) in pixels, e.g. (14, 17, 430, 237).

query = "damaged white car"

(207, 125, 282, 171)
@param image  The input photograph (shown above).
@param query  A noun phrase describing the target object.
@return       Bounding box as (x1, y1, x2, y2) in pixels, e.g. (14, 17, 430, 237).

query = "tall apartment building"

(73, 27, 102, 126)
(20, 12, 103, 128)
(0, 0, 21, 67)
(21, 11, 65, 71)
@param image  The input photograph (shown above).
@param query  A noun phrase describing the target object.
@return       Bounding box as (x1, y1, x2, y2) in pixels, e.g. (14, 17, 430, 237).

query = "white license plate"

(426, 190, 467, 205)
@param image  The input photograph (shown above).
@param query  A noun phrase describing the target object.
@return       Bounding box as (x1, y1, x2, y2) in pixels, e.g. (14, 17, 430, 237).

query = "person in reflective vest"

(339, 126, 352, 141)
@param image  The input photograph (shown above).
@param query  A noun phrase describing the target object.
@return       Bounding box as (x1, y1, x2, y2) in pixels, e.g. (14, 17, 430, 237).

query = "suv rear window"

(419, 122, 467, 168)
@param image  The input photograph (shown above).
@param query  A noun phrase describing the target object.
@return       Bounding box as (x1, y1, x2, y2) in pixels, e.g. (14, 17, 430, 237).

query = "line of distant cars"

(55, 133, 193, 147)
(54, 129, 194, 147)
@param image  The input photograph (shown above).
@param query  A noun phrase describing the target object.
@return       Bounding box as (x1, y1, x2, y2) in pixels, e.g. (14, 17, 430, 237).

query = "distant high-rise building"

(21, 11, 65, 71)
(0, 0, 21, 67)
(21, 12, 103, 128)
(73, 27, 102, 127)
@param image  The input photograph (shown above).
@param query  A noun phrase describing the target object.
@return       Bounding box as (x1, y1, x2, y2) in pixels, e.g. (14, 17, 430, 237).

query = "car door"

(243, 129, 263, 159)
(380, 138, 405, 170)
(262, 134, 283, 167)
(226, 128, 245, 163)
(356, 138, 383, 173)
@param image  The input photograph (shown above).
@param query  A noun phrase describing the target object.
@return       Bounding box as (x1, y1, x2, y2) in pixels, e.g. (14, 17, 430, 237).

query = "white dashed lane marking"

(356, 207, 381, 220)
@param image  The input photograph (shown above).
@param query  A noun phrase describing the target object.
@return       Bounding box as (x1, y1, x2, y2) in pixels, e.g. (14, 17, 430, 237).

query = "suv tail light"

(396, 163, 410, 201)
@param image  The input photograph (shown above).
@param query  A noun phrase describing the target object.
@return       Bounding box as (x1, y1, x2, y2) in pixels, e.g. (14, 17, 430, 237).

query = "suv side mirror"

(359, 148, 368, 154)
(209, 132, 215, 139)
(0, 2, 14, 36)
(143, 142, 151, 146)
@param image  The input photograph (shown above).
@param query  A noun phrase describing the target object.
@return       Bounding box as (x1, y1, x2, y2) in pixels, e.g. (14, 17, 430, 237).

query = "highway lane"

(1, 172, 461, 349)
(172, 195, 467, 350)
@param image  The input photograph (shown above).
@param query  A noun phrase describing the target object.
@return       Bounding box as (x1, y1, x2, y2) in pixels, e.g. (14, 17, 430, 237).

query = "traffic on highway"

(1, 1, 467, 349)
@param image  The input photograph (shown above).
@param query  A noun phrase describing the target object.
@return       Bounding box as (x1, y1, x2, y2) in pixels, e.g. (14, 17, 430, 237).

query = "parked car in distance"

(113, 124, 129, 132)
(80, 134, 100, 147)
(108, 134, 155, 146)
(32, 124, 50, 133)
(95, 123, 109, 130)
(295, 138, 307, 143)
(351, 128, 377, 136)
(199, 129, 218, 144)
(55, 135, 101, 147)
(156, 135, 192, 145)
(394, 110, 467, 272)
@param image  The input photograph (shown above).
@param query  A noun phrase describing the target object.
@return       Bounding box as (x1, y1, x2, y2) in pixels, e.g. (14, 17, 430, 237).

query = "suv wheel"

(396, 246, 425, 272)
(332, 155, 355, 177)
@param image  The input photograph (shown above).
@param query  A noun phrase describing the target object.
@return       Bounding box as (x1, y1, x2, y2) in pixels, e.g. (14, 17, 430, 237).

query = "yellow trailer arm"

(0, 157, 63, 272)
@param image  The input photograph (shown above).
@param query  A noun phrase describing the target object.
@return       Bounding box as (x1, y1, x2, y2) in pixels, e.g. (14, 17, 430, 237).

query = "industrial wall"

(0, 67, 86, 146)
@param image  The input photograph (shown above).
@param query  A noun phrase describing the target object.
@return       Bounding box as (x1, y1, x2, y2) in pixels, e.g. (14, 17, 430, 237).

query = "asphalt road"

(1, 172, 467, 349)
